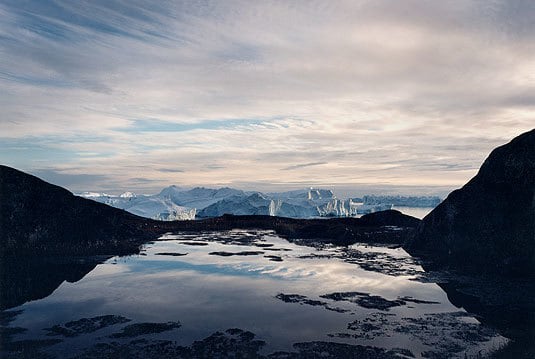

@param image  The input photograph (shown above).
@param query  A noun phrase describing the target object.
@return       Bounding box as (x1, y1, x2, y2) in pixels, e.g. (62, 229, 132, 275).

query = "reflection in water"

(392, 206, 434, 219)
(0, 230, 507, 358)
(439, 281, 535, 358)
(0, 256, 107, 310)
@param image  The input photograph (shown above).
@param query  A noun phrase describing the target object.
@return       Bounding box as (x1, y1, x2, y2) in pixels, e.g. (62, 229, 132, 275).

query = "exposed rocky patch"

(275, 294, 327, 307)
(275, 293, 353, 313)
(320, 292, 406, 311)
(154, 252, 188, 256)
(276, 291, 439, 314)
(72, 327, 413, 359)
(297, 247, 425, 277)
(253, 243, 275, 248)
(45, 315, 131, 337)
(71, 339, 190, 359)
(74, 328, 263, 359)
(342, 249, 424, 277)
(264, 255, 283, 262)
(109, 321, 181, 338)
(345, 312, 396, 339)
(281, 341, 414, 359)
(328, 311, 499, 358)
(297, 253, 334, 259)
(395, 313, 498, 355)
(191, 328, 265, 358)
(209, 251, 265, 256)
(178, 241, 208, 246)
(398, 296, 440, 305)
(193, 230, 266, 246)
(262, 247, 293, 252)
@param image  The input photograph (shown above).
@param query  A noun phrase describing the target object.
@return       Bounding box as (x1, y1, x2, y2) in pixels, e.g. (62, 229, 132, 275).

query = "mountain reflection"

(0, 256, 108, 310)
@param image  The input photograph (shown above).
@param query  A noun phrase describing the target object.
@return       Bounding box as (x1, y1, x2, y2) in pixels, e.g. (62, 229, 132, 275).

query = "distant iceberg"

(79, 191, 196, 221)
(78, 187, 438, 221)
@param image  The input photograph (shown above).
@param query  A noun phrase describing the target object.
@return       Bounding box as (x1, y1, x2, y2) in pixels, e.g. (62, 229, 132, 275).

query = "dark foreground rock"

(402, 129, 535, 357)
(407, 129, 535, 276)
(0, 165, 158, 257)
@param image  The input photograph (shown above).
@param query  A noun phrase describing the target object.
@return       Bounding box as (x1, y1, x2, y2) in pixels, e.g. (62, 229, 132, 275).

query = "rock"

(109, 321, 181, 338)
(0, 166, 157, 256)
(407, 129, 535, 276)
(360, 209, 421, 228)
(45, 315, 131, 337)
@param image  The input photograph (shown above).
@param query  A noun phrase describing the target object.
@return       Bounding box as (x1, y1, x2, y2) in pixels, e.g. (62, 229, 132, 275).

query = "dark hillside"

(408, 129, 535, 276)
(0, 165, 158, 256)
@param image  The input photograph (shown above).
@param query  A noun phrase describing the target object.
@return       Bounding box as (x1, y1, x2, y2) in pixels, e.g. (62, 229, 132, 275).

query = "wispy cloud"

(281, 162, 328, 171)
(158, 168, 184, 173)
(31, 169, 111, 190)
(1, 1, 534, 193)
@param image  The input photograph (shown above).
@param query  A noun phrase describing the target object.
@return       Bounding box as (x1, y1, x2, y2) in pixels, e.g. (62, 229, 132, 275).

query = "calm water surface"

(3, 230, 505, 358)
(393, 206, 434, 219)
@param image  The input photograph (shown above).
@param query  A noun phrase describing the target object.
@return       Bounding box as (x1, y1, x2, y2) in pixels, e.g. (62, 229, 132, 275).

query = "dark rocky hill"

(407, 129, 535, 276)
(0, 165, 158, 256)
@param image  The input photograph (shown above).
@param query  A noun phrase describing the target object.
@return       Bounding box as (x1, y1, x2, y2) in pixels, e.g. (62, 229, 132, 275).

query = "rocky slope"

(0, 165, 158, 256)
(407, 129, 535, 276)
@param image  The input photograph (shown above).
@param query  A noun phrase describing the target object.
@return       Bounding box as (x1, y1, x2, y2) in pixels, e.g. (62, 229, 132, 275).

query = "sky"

(1, 0, 534, 197)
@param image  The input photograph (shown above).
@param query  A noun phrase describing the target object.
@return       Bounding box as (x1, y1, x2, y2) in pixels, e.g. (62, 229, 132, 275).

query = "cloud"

(129, 177, 158, 183)
(204, 164, 226, 170)
(1, 1, 534, 194)
(281, 162, 328, 171)
(158, 168, 184, 173)
(31, 169, 111, 190)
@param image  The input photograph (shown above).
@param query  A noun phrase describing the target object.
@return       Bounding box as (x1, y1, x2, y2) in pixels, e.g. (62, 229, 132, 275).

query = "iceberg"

(79, 186, 436, 220)
(79, 192, 196, 221)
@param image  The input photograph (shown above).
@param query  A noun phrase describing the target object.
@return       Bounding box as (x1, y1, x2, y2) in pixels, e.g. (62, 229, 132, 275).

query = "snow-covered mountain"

(79, 187, 425, 221)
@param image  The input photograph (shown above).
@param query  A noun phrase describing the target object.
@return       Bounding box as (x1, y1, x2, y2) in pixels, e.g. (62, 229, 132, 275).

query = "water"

(393, 206, 434, 219)
(1, 230, 505, 358)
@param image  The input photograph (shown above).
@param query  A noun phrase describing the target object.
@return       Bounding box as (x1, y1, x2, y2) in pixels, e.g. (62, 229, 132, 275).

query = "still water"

(2, 230, 505, 358)
(393, 206, 434, 219)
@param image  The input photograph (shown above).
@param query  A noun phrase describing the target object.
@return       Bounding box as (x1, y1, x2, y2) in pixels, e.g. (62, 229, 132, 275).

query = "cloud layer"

(1, 0, 534, 195)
